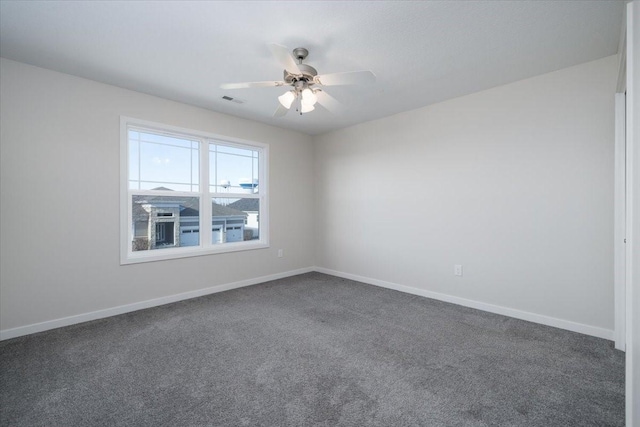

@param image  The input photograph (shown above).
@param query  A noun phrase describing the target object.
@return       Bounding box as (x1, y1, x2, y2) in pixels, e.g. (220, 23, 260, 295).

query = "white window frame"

(120, 116, 269, 264)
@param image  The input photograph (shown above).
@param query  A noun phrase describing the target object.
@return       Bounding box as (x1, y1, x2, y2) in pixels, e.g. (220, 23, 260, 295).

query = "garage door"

(212, 226, 223, 244)
(180, 227, 199, 246)
(226, 226, 243, 242)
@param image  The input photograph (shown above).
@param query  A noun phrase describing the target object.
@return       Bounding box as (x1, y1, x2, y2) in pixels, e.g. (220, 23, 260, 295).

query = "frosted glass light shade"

(301, 88, 318, 106)
(278, 91, 296, 109)
(301, 103, 315, 113)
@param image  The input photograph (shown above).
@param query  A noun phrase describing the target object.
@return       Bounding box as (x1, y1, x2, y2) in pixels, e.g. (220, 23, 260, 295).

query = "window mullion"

(200, 139, 212, 247)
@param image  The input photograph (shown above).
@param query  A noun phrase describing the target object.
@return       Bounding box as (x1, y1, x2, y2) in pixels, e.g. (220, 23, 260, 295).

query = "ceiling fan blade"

(267, 43, 301, 75)
(315, 90, 345, 114)
(273, 103, 289, 118)
(220, 81, 285, 90)
(314, 70, 376, 86)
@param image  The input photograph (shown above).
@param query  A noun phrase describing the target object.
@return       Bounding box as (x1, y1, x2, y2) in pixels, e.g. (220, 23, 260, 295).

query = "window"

(156, 223, 166, 242)
(121, 117, 268, 264)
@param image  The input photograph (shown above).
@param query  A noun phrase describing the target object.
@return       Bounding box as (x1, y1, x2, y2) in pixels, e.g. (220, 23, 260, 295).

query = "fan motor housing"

(283, 64, 318, 85)
(283, 47, 318, 85)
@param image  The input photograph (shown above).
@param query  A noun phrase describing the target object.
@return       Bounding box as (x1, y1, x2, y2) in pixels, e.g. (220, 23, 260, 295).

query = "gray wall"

(0, 58, 315, 331)
(314, 55, 618, 333)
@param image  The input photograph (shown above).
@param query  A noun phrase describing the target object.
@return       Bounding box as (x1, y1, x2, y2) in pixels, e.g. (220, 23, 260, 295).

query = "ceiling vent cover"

(222, 96, 244, 104)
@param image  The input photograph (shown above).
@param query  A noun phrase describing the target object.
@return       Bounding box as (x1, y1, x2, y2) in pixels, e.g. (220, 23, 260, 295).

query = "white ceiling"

(0, 1, 625, 136)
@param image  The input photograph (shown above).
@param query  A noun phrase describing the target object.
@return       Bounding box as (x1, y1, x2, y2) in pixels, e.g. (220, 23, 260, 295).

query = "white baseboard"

(314, 267, 615, 341)
(1, 266, 614, 342)
(0, 267, 314, 341)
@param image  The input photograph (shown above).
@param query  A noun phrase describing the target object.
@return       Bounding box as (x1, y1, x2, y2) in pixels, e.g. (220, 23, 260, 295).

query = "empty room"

(1, 1, 639, 426)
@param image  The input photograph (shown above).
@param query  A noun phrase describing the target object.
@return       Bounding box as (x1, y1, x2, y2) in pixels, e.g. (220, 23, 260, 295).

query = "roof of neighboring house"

(180, 207, 199, 217)
(213, 203, 247, 217)
(181, 203, 247, 217)
(228, 198, 259, 212)
(132, 195, 246, 219)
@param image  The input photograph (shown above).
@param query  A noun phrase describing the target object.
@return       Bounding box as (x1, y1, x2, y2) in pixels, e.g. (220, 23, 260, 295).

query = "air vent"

(222, 96, 245, 104)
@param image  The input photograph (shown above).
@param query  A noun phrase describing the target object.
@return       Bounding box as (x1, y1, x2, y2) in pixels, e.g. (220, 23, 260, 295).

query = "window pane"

(138, 182, 197, 192)
(211, 198, 259, 243)
(210, 144, 259, 194)
(216, 145, 254, 156)
(129, 130, 199, 192)
(131, 195, 200, 251)
(192, 143, 199, 188)
(138, 132, 193, 148)
(129, 139, 140, 190)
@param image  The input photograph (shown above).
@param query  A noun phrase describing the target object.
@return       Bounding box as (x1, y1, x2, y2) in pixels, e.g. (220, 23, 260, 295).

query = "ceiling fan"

(220, 44, 376, 117)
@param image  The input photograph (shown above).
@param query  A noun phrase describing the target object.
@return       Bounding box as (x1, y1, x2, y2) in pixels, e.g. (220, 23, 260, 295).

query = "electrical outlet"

(277, 249, 283, 258)
(454, 265, 463, 276)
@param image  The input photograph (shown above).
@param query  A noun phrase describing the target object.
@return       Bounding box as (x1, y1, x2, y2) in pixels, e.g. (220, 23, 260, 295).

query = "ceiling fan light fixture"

(301, 88, 318, 107)
(278, 90, 296, 109)
(220, 45, 375, 118)
(301, 103, 315, 113)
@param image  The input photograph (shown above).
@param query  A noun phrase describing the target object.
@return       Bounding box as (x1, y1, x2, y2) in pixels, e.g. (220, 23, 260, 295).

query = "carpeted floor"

(0, 272, 625, 426)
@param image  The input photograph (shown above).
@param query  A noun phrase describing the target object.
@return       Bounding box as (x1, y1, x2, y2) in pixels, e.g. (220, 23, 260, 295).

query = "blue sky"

(128, 130, 259, 193)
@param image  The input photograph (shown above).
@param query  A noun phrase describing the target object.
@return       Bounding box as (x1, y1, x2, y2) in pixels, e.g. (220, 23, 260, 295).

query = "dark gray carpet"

(0, 272, 625, 426)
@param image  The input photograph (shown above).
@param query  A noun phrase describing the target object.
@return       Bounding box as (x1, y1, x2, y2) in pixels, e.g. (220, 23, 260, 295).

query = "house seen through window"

(121, 118, 268, 264)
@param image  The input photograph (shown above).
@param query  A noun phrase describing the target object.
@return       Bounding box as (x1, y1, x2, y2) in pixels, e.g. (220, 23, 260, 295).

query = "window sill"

(120, 241, 270, 265)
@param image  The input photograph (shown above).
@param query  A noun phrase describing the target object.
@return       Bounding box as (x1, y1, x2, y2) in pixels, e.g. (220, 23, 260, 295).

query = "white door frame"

(614, 93, 626, 351)
(614, 0, 628, 353)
